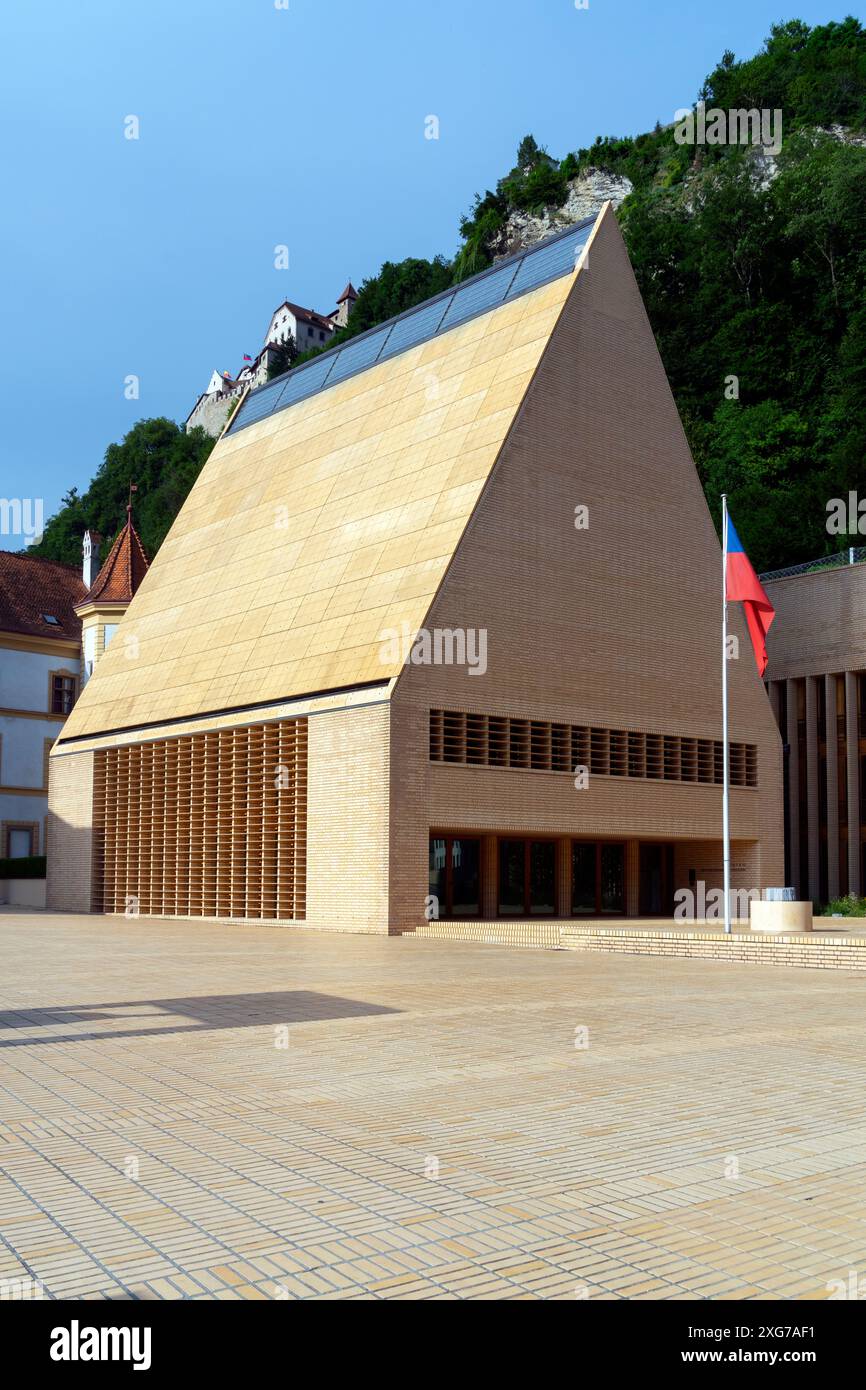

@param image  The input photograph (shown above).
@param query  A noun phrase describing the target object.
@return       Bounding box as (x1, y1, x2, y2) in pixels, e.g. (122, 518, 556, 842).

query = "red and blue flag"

(725, 515, 775, 676)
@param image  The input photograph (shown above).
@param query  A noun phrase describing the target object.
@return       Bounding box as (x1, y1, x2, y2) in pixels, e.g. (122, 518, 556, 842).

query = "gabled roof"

(78, 513, 149, 606)
(0, 551, 86, 641)
(269, 300, 334, 333)
(57, 212, 601, 740)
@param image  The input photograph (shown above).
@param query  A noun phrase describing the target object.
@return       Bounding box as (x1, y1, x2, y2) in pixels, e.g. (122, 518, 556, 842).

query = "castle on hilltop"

(185, 281, 358, 438)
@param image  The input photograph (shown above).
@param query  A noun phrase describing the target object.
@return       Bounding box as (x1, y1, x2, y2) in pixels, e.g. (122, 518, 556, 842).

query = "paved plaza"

(1, 912, 865, 1300)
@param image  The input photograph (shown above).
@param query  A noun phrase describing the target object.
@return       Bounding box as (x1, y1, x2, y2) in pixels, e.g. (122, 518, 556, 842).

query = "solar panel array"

(228, 216, 595, 435)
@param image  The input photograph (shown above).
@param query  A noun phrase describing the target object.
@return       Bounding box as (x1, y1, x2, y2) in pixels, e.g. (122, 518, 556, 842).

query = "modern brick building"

(763, 550, 866, 905)
(47, 205, 784, 932)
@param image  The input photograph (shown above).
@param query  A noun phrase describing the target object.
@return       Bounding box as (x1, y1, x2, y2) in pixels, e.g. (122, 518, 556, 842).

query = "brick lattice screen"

(92, 720, 307, 919)
(429, 709, 757, 788)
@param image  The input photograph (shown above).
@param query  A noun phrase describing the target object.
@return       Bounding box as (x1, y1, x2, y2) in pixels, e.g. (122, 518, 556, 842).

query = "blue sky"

(0, 0, 854, 546)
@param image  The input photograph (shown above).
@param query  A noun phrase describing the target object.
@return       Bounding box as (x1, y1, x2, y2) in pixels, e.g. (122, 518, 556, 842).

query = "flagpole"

(721, 494, 732, 934)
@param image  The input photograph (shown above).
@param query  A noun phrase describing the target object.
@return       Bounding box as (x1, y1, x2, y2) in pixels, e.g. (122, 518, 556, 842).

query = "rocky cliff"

(490, 168, 633, 259)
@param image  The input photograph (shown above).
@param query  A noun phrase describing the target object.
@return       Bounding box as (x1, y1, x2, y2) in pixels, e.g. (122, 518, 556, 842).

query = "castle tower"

(332, 282, 358, 329)
(75, 506, 149, 685)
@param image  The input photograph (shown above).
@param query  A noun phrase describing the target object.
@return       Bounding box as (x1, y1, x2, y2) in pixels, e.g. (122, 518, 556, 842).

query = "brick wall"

(672, 838, 764, 906)
(46, 749, 94, 912)
(765, 564, 866, 680)
(561, 924, 866, 972)
(306, 702, 391, 933)
(388, 209, 784, 931)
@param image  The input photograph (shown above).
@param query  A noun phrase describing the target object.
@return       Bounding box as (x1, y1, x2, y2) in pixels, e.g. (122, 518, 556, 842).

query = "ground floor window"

(428, 836, 481, 917)
(3, 823, 38, 858)
(571, 841, 626, 915)
(427, 834, 640, 919)
(498, 838, 556, 916)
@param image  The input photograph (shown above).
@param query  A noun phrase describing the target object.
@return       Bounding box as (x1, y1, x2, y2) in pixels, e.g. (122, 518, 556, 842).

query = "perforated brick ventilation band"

(429, 709, 757, 787)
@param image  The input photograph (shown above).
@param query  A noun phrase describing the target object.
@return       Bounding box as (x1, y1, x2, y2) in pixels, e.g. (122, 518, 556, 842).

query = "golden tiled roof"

(60, 268, 580, 739)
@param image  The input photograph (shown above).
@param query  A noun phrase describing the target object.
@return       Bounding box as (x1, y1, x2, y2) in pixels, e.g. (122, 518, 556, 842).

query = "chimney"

(82, 530, 102, 589)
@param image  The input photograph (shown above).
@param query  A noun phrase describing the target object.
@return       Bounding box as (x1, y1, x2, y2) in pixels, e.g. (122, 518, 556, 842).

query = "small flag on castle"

(243, 354, 253, 362)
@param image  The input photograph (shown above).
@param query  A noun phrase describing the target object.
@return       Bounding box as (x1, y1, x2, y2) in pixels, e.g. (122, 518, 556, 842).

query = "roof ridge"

(232, 213, 599, 435)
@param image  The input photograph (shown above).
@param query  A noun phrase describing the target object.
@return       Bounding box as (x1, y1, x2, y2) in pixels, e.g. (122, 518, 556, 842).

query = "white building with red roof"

(265, 297, 337, 352)
(185, 281, 358, 438)
(0, 551, 85, 865)
(0, 519, 148, 872)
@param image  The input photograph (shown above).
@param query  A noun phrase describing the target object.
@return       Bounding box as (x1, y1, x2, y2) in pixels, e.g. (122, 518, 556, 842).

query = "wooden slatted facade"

(92, 719, 307, 920)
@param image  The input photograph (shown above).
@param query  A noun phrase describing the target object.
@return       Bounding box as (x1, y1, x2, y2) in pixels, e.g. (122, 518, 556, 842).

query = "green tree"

(343, 257, 454, 335)
(516, 134, 542, 169)
(266, 334, 298, 380)
(30, 419, 216, 568)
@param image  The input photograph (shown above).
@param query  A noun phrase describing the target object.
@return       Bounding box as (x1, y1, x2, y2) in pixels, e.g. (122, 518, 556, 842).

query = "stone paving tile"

(1, 912, 865, 1301)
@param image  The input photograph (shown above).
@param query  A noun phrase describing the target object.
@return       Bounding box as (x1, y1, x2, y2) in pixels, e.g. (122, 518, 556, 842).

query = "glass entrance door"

(428, 836, 481, 918)
(638, 843, 675, 915)
(451, 838, 481, 916)
(570, 841, 626, 915)
(529, 840, 556, 915)
(571, 841, 596, 914)
(498, 839, 525, 915)
(498, 839, 557, 915)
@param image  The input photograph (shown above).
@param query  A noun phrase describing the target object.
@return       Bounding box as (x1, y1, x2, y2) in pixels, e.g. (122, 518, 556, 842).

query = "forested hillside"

(32, 420, 215, 568)
(31, 18, 866, 574)
(452, 17, 866, 572)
